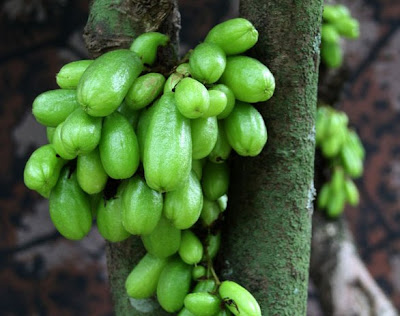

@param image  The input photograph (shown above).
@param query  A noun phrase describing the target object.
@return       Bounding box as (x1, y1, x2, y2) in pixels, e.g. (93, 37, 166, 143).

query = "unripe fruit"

(344, 179, 359, 206)
(321, 24, 340, 43)
(125, 253, 169, 299)
(49, 167, 92, 240)
(189, 43, 226, 84)
(46, 127, 56, 144)
(211, 84, 235, 119)
(219, 281, 261, 316)
(205, 18, 258, 55)
(220, 56, 275, 103)
(184, 292, 221, 316)
(209, 121, 232, 163)
(77, 147, 108, 194)
(200, 198, 221, 227)
(52, 122, 76, 160)
(32, 89, 79, 127)
(203, 90, 227, 118)
(175, 78, 210, 119)
(130, 32, 169, 66)
(191, 116, 218, 159)
(157, 257, 192, 313)
(141, 216, 181, 258)
(321, 40, 343, 68)
(99, 112, 140, 179)
(194, 280, 217, 293)
(56, 60, 93, 89)
(117, 102, 141, 128)
(179, 230, 204, 265)
(77, 49, 143, 116)
(202, 161, 229, 201)
(203, 232, 221, 260)
(192, 265, 206, 280)
(122, 176, 163, 235)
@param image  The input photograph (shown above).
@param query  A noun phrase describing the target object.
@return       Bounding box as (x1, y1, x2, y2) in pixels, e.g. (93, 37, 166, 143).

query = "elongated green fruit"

(60, 108, 102, 158)
(192, 265, 206, 280)
(326, 190, 346, 217)
(125, 73, 165, 110)
(217, 194, 228, 212)
(316, 106, 330, 145)
(211, 84, 235, 119)
(164, 171, 203, 229)
(179, 230, 204, 265)
(317, 183, 331, 210)
(194, 280, 217, 293)
(200, 198, 221, 227)
(125, 253, 169, 299)
(46, 127, 56, 144)
(96, 187, 130, 242)
(333, 17, 359, 39)
(203, 90, 227, 117)
(157, 257, 192, 313)
(321, 134, 342, 158)
(136, 103, 157, 160)
(77, 49, 143, 116)
(49, 167, 92, 240)
(202, 162, 229, 201)
(176, 63, 191, 77)
(224, 102, 267, 156)
(344, 178, 359, 206)
(32, 89, 80, 127)
(99, 112, 139, 179)
(56, 60, 93, 89)
(341, 144, 363, 178)
(189, 43, 226, 84)
(117, 102, 141, 128)
(143, 92, 192, 192)
(77, 147, 108, 194)
(175, 78, 210, 119)
(205, 18, 258, 55)
(321, 24, 340, 43)
(203, 232, 221, 261)
(192, 159, 205, 180)
(130, 32, 169, 65)
(346, 130, 365, 160)
(122, 176, 163, 235)
(141, 216, 181, 258)
(164, 72, 183, 93)
(191, 116, 218, 159)
(331, 168, 345, 193)
(209, 121, 231, 163)
(219, 281, 261, 316)
(24, 144, 66, 198)
(184, 292, 221, 316)
(321, 40, 343, 68)
(178, 308, 196, 316)
(52, 122, 76, 160)
(323, 4, 350, 23)
(220, 56, 275, 103)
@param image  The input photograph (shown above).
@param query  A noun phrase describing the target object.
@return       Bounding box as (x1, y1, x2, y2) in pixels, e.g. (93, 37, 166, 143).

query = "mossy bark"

(219, 1, 322, 315)
(83, 1, 179, 315)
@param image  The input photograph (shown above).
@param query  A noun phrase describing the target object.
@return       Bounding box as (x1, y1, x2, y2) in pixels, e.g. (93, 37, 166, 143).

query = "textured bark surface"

(219, 1, 322, 315)
(84, 1, 180, 315)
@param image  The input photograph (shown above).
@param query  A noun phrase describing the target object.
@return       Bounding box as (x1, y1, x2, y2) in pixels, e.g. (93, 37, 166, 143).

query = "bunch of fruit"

(321, 3, 360, 68)
(316, 105, 365, 217)
(24, 17, 275, 315)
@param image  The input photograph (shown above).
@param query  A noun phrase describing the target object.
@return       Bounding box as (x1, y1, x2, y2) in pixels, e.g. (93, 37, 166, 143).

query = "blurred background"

(0, 0, 399, 315)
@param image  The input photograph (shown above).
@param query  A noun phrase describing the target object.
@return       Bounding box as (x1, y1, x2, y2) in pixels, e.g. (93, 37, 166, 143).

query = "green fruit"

(203, 232, 221, 260)
(77, 147, 108, 194)
(191, 116, 218, 159)
(141, 216, 181, 258)
(49, 167, 92, 240)
(215, 310, 232, 316)
(46, 127, 56, 144)
(99, 112, 139, 179)
(96, 186, 130, 242)
(164, 171, 203, 229)
(189, 43, 226, 84)
(203, 90, 227, 117)
(184, 292, 221, 316)
(178, 308, 196, 316)
(60, 108, 102, 158)
(224, 102, 267, 156)
(192, 159, 205, 180)
(56, 60, 93, 89)
(24, 144, 66, 198)
(331, 168, 345, 193)
(175, 78, 210, 119)
(125, 253, 169, 299)
(334, 17, 359, 39)
(179, 230, 204, 265)
(117, 102, 141, 128)
(157, 257, 192, 313)
(323, 4, 350, 23)
(316, 107, 330, 145)
(130, 32, 169, 65)
(202, 162, 229, 201)
(194, 280, 217, 293)
(143, 92, 192, 192)
(344, 178, 359, 206)
(341, 144, 363, 178)
(176, 63, 191, 77)
(209, 121, 231, 163)
(219, 281, 261, 316)
(89, 192, 102, 218)
(211, 85, 235, 120)
(317, 183, 331, 210)
(321, 40, 343, 68)
(136, 103, 157, 160)
(321, 24, 340, 43)
(125, 73, 165, 110)
(32, 89, 80, 127)
(346, 130, 365, 160)
(200, 198, 221, 227)
(205, 18, 258, 55)
(326, 190, 346, 217)
(52, 122, 76, 160)
(164, 72, 183, 93)
(321, 135, 342, 158)
(77, 49, 143, 116)
(220, 56, 275, 103)
(217, 194, 228, 212)
(122, 176, 163, 235)
(192, 265, 206, 280)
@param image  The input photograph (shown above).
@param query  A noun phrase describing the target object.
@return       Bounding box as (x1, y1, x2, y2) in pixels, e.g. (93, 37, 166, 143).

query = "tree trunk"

(83, 1, 180, 315)
(220, 1, 322, 315)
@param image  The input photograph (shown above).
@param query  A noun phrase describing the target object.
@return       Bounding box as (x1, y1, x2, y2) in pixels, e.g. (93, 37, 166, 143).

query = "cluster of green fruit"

(321, 4, 360, 68)
(24, 17, 274, 316)
(316, 106, 365, 217)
